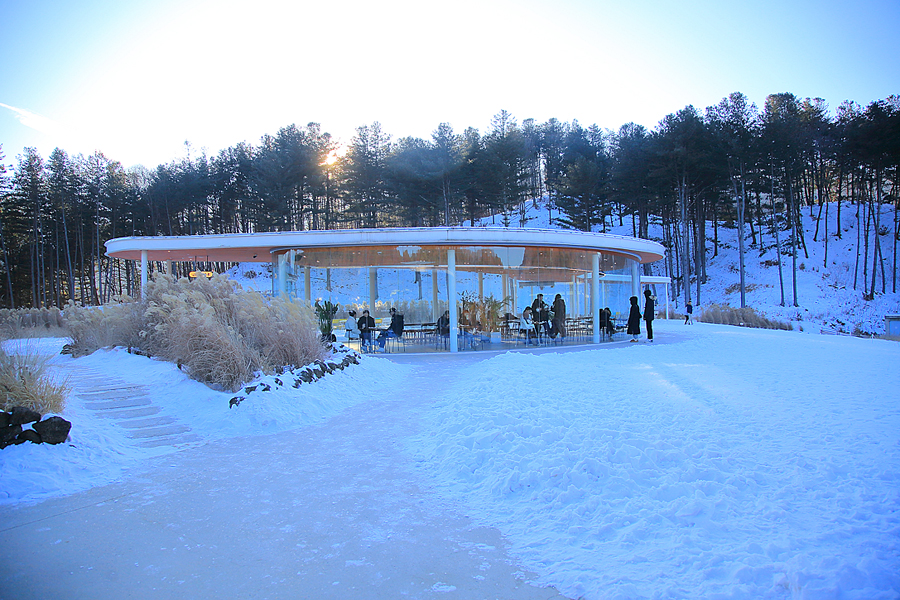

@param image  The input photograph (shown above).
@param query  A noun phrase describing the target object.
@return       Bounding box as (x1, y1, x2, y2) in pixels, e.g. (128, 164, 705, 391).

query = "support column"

(511, 278, 517, 316)
(368, 267, 377, 313)
(631, 260, 641, 298)
(448, 249, 458, 352)
(140, 250, 148, 302)
(571, 274, 577, 316)
(304, 266, 311, 304)
(277, 254, 287, 297)
(432, 268, 439, 322)
(478, 272, 484, 304)
(665, 282, 670, 319)
(501, 272, 509, 315)
(592, 253, 600, 343)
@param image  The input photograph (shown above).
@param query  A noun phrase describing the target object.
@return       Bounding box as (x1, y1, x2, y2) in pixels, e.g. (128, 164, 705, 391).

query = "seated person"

(601, 307, 616, 337)
(377, 307, 404, 350)
(437, 310, 451, 337)
(357, 309, 376, 348)
(459, 309, 489, 349)
(521, 307, 538, 345)
(344, 309, 360, 340)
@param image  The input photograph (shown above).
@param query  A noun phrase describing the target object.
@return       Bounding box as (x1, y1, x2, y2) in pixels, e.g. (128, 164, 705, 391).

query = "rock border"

(228, 345, 362, 408)
(0, 407, 72, 449)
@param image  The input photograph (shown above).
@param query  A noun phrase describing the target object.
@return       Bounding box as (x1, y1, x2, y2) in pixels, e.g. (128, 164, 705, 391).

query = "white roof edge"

(106, 227, 666, 263)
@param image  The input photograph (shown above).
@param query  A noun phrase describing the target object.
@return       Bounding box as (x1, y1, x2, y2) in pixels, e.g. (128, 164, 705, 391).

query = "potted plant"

(314, 299, 339, 344)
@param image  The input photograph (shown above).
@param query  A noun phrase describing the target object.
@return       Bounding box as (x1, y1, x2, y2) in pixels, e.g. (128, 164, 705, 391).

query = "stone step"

(78, 390, 150, 400)
(127, 424, 192, 439)
(75, 382, 147, 391)
(95, 406, 162, 419)
(84, 397, 153, 411)
(136, 433, 204, 448)
(118, 416, 177, 429)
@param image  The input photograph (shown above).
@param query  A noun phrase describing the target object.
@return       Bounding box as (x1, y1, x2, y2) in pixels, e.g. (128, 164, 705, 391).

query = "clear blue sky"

(1, 0, 897, 169)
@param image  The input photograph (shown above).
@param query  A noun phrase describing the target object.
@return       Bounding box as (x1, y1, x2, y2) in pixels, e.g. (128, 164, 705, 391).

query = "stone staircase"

(61, 364, 203, 449)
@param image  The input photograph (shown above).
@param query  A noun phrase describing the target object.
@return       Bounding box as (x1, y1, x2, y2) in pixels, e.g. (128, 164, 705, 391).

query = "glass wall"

(271, 244, 639, 349)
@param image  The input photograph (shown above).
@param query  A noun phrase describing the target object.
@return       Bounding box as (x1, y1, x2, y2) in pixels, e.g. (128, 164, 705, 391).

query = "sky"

(1, 0, 898, 170)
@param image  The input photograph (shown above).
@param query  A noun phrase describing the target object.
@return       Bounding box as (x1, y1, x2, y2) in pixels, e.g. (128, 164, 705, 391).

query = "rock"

(32, 416, 72, 444)
(229, 396, 245, 408)
(0, 424, 23, 448)
(10, 406, 41, 426)
(0, 411, 9, 428)
(17, 429, 42, 444)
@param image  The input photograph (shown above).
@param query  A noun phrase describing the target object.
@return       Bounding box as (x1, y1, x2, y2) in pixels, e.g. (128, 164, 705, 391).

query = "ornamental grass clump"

(699, 303, 791, 330)
(65, 273, 324, 391)
(0, 341, 69, 415)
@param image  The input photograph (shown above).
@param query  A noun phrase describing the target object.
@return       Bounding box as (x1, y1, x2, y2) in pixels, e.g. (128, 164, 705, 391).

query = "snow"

(2, 201, 899, 598)
(2, 321, 898, 599)
(409, 325, 900, 599)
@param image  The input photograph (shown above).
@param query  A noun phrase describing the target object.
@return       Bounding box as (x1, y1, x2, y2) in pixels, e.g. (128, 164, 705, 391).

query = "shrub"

(0, 340, 69, 415)
(0, 307, 67, 338)
(698, 303, 792, 330)
(65, 274, 324, 391)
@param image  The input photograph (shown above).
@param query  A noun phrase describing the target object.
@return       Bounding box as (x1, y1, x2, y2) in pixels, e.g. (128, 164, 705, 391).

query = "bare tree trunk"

(870, 171, 884, 299)
(0, 214, 13, 308)
(736, 163, 747, 307)
(788, 174, 799, 307)
(894, 179, 898, 294)
(862, 182, 872, 297)
(680, 178, 691, 306)
(772, 165, 785, 306)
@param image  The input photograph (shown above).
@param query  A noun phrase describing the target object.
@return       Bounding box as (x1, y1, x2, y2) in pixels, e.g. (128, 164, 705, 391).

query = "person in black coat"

(531, 293, 551, 336)
(437, 310, 451, 337)
(626, 296, 641, 342)
(550, 293, 566, 338)
(377, 307, 404, 351)
(603, 307, 616, 337)
(357, 309, 376, 349)
(643, 289, 656, 342)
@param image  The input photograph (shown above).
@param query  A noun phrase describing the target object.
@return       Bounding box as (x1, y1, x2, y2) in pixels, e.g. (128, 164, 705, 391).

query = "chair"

(384, 333, 405, 353)
(517, 322, 538, 347)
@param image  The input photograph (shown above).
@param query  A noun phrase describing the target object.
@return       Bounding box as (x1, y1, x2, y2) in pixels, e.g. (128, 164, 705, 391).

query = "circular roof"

(105, 227, 666, 264)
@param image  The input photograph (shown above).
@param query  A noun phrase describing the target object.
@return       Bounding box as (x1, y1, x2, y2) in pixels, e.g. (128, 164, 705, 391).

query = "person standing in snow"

(626, 296, 641, 342)
(643, 289, 655, 342)
(685, 301, 693, 324)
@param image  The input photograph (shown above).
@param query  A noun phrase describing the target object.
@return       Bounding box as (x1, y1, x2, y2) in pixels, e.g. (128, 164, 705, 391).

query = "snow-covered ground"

(2, 321, 898, 599)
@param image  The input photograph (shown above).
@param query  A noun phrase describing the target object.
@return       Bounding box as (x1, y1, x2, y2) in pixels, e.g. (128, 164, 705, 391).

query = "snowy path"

(0, 354, 565, 600)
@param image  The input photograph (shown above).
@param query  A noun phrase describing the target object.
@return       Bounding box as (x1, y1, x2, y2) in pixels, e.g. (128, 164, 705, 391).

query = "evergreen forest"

(0, 91, 897, 311)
